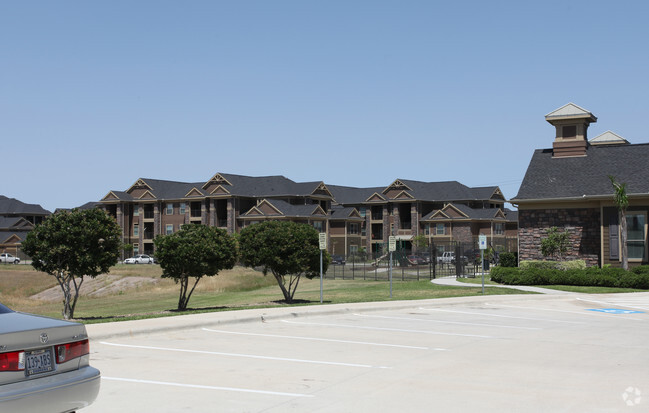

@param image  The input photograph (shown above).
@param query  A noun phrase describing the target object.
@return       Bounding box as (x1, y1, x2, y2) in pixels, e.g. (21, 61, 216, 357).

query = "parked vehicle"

(331, 255, 346, 265)
(437, 251, 455, 264)
(407, 255, 426, 265)
(123, 254, 154, 264)
(0, 301, 100, 412)
(0, 253, 20, 264)
(437, 251, 468, 265)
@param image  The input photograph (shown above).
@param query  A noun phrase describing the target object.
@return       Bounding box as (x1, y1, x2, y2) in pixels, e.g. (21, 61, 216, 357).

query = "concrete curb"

(86, 294, 547, 341)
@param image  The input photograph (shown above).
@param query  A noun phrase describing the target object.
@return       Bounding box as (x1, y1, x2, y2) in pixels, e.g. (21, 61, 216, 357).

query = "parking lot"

(84, 293, 649, 412)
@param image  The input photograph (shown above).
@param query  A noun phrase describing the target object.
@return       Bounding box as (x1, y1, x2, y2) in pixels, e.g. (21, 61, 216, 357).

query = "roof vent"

(589, 131, 630, 146)
(545, 103, 597, 158)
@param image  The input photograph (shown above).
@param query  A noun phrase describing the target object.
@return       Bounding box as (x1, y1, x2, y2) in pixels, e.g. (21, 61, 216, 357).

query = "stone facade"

(518, 208, 600, 266)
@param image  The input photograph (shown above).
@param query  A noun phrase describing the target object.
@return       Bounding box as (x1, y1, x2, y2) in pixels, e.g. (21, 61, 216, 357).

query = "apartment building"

(100, 173, 516, 257)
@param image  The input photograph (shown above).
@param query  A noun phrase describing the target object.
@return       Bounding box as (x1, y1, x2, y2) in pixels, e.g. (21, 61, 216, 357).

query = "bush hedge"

(490, 265, 649, 289)
(499, 252, 517, 267)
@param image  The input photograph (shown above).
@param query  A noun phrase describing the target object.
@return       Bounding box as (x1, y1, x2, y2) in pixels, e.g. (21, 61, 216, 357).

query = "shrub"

(490, 264, 649, 289)
(520, 260, 560, 270)
(557, 260, 587, 270)
(499, 252, 517, 267)
(632, 265, 649, 275)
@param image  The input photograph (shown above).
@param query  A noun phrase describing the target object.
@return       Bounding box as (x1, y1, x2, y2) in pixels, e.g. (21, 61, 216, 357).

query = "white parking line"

(418, 307, 584, 324)
(201, 328, 433, 350)
(99, 341, 391, 369)
(486, 302, 645, 321)
(354, 313, 542, 330)
(280, 320, 493, 338)
(576, 297, 649, 313)
(102, 377, 314, 398)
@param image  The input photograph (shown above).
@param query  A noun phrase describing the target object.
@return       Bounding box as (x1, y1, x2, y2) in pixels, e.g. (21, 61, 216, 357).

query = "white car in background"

(0, 253, 20, 264)
(123, 254, 154, 264)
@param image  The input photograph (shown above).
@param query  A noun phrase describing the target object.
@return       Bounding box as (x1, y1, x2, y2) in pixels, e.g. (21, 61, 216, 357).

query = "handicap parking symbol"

(588, 308, 644, 314)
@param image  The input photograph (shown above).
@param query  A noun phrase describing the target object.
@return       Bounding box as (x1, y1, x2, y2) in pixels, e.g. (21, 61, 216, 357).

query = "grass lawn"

(1, 264, 530, 323)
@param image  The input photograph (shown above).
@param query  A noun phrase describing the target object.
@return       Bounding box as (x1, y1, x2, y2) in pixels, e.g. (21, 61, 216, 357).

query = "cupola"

(545, 103, 597, 157)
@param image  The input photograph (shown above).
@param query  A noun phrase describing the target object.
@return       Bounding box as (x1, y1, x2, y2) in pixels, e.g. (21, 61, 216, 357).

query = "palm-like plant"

(609, 175, 629, 270)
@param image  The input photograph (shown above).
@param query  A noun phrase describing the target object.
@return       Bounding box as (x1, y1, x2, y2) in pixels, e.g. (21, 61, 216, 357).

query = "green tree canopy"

(22, 208, 122, 319)
(154, 224, 238, 310)
(238, 220, 328, 303)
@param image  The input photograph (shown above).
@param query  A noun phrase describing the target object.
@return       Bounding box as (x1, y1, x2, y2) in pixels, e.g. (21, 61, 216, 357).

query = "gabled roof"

(589, 131, 630, 146)
(0, 195, 50, 215)
(327, 185, 385, 204)
(0, 217, 33, 231)
(545, 103, 597, 122)
(329, 206, 364, 220)
(513, 143, 649, 201)
(0, 231, 30, 243)
(421, 204, 512, 221)
(241, 199, 327, 218)
(101, 191, 134, 202)
(203, 173, 333, 199)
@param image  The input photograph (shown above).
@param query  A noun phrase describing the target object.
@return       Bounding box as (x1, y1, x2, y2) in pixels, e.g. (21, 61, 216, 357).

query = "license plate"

(25, 348, 54, 376)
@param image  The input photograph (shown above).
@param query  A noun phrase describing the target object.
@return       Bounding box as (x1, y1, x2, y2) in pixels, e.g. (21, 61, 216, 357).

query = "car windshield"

(0, 302, 14, 313)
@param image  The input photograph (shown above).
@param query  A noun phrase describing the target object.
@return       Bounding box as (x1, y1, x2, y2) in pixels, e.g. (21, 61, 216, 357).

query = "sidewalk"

(431, 276, 574, 295)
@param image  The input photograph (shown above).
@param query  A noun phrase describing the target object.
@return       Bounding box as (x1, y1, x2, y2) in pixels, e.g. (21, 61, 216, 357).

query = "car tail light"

(0, 351, 25, 371)
(56, 339, 89, 364)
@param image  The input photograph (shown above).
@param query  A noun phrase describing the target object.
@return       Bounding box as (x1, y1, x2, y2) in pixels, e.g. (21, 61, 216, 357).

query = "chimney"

(545, 103, 597, 158)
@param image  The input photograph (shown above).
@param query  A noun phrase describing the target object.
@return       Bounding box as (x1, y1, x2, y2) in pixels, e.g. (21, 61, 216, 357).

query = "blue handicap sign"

(587, 308, 644, 314)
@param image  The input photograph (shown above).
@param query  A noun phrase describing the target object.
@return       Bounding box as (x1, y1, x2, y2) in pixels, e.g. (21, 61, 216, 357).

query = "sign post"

(388, 236, 396, 298)
(319, 233, 327, 303)
(479, 234, 487, 294)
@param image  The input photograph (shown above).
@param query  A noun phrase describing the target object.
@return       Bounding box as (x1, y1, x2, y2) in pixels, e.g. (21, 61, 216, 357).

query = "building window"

(494, 223, 504, 235)
(424, 224, 431, 236)
(313, 221, 323, 232)
(133, 204, 139, 216)
(359, 208, 366, 218)
(436, 223, 445, 235)
(348, 223, 359, 235)
(133, 243, 139, 255)
(166, 203, 174, 215)
(133, 224, 139, 237)
(627, 212, 647, 261)
(166, 224, 173, 235)
(180, 203, 186, 215)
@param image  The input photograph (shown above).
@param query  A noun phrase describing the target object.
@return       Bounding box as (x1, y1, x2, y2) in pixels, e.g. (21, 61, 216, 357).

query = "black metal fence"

(324, 240, 499, 280)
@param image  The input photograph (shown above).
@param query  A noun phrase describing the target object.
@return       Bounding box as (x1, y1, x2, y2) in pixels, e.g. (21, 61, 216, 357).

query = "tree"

(238, 221, 328, 303)
(22, 208, 122, 319)
(154, 224, 237, 310)
(540, 226, 570, 261)
(609, 175, 629, 270)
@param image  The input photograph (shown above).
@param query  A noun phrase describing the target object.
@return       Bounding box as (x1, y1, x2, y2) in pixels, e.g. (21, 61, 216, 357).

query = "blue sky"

(2, 1, 648, 212)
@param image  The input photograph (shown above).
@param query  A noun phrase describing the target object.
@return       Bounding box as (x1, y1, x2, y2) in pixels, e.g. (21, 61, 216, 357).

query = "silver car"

(0, 302, 100, 412)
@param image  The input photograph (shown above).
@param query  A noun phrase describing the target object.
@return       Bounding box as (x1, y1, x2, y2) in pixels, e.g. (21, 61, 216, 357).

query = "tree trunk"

(273, 273, 293, 303)
(178, 277, 188, 310)
(620, 209, 628, 271)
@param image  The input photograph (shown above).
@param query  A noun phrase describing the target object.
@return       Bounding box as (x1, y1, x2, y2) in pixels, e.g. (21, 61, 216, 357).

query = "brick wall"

(452, 223, 473, 244)
(518, 208, 600, 266)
